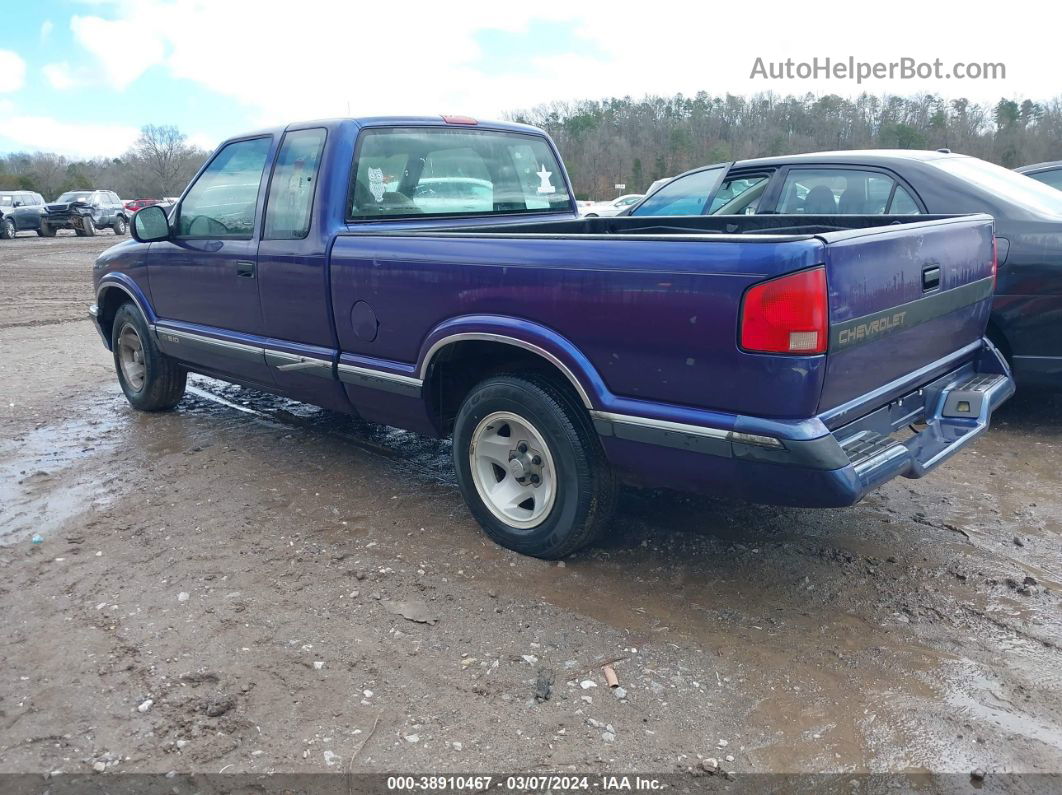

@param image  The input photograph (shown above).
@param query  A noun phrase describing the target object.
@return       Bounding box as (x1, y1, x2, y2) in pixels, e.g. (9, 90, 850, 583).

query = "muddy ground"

(0, 234, 1060, 784)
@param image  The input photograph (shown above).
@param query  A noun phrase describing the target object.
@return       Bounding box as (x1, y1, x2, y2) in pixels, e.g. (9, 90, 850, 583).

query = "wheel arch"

(418, 319, 607, 436)
(96, 278, 156, 348)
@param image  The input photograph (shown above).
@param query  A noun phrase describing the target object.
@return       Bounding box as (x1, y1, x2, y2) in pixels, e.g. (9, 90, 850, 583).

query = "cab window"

(264, 128, 326, 240)
(177, 137, 272, 238)
(349, 127, 570, 219)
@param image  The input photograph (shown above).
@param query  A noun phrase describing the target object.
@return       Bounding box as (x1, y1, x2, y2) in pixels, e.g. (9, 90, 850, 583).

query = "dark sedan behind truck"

(629, 150, 1062, 388)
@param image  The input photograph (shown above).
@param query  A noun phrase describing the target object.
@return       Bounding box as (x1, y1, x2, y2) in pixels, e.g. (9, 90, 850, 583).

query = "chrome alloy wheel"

(117, 323, 146, 390)
(469, 411, 556, 529)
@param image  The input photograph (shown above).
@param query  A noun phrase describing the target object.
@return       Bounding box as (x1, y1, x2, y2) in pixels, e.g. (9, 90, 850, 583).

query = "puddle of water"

(0, 405, 123, 543)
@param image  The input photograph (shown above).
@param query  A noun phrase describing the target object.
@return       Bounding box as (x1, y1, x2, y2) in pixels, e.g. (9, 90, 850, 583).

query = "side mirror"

(132, 204, 170, 242)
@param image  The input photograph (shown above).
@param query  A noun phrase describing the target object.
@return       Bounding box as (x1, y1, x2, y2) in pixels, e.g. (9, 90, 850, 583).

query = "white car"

(645, 177, 673, 197)
(580, 193, 644, 217)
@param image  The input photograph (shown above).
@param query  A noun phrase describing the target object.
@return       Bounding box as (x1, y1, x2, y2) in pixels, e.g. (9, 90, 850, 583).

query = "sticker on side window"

(368, 167, 386, 202)
(536, 165, 555, 195)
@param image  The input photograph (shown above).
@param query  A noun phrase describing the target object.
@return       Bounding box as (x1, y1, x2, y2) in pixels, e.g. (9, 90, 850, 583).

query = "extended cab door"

(150, 135, 275, 385)
(255, 127, 350, 410)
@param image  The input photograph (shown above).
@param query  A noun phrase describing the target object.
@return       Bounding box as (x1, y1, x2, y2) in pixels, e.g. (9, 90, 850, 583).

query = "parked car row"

(621, 151, 1062, 389)
(0, 190, 173, 240)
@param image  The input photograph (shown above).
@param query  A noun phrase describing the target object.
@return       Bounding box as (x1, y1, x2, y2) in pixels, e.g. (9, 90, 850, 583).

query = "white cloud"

(69, 15, 165, 89)
(49, 0, 1061, 122)
(43, 63, 82, 91)
(185, 132, 218, 152)
(41, 20, 54, 40)
(0, 116, 140, 158)
(0, 51, 27, 93)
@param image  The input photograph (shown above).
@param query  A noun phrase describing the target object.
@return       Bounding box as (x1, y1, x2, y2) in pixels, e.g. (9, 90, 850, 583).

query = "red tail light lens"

(740, 266, 828, 355)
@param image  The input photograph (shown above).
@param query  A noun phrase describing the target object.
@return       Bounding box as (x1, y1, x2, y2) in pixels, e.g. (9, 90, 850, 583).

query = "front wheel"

(453, 375, 615, 559)
(0, 217, 14, 239)
(37, 224, 56, 237)
(111, 303, 187, 411)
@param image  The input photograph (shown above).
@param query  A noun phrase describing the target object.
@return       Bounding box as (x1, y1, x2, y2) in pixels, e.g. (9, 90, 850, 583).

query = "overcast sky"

(0, 0, 1056, 158)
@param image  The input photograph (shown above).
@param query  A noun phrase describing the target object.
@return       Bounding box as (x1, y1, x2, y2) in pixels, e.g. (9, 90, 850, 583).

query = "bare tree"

(126, 125, 205, 197)
(26, 153, 69, 200)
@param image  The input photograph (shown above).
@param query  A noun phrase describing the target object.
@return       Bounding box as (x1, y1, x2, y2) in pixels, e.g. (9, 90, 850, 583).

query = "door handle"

(922, 266, 940, 292)
(236, 260, 256, 278)
(276, 357, 320, 372)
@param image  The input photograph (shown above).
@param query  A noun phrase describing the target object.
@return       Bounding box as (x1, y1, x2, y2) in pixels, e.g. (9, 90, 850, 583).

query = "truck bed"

(336, 213, 996, 420)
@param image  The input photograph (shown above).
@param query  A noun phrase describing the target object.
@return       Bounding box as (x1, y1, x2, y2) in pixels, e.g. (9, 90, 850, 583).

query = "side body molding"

(416, 315, 606, 409)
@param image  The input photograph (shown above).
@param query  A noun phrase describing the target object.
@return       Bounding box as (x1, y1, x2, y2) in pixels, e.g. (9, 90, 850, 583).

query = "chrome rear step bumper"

(835, 348, 1012, 491)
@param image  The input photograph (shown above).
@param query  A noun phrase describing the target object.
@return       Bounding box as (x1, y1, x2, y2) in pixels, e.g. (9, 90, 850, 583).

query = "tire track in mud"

(184, 377, 457, 489)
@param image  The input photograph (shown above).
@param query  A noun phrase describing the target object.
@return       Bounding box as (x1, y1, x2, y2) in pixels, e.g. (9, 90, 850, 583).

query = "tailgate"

(818, 215, 996, 413)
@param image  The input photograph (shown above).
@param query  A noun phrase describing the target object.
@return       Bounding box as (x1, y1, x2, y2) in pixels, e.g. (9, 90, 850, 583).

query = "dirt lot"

(1, 234, 1060, 784)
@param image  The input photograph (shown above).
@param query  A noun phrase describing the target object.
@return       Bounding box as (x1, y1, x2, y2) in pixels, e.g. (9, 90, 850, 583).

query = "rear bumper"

(596, 339, 1014, 507)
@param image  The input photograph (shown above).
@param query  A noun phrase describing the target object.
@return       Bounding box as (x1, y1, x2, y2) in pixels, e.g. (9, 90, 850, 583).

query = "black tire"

(80, 218, 96, 237)
(113, 216, 127, 235)
(37, 224, 56, 237)
(0, 216, 13, 239)
(453, 374, 616, 559)
(584, 213, 599, 218)
(111, 302, 186, 411)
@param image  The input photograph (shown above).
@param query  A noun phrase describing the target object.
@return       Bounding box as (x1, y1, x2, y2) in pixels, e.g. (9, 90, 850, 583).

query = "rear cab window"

(348, 126, 570, 219)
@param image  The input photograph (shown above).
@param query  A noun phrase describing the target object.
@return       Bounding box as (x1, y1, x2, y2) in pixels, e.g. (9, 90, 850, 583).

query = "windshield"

(349, 127, 571, 219)
(931, 157, 1062, 217)
(57, 191, 92, 203)
(630, 166, 727, 216)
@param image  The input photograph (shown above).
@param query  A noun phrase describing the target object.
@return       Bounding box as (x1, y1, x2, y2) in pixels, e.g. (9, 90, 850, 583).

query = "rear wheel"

(453, 375, 615, 559)
(111, 303, 186, 411)
(0, 217, 13, 239)
(113, 216, 127, 235)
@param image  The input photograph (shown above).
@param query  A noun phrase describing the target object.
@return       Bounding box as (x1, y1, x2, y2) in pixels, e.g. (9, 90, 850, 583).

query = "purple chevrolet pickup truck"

(90, 116, 1014, 558)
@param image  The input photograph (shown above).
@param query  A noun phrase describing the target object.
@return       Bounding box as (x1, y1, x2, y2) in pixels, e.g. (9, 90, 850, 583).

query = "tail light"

(740, 266, 828, 355)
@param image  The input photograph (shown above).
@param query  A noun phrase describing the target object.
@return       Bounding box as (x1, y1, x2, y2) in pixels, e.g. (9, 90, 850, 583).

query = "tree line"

(510, 92, 1062, 199)
(3, 93, 1060, 202)
(0, 125, 210, 200)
